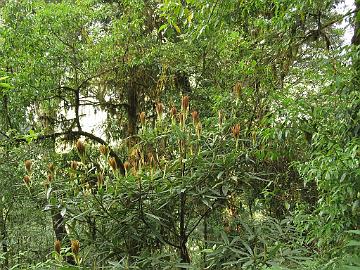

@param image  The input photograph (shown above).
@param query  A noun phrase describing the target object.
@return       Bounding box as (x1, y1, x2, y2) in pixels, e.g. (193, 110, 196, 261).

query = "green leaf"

(0, 82, 13, 89)
(173, 23, 181, 33)
(145, 212, 161, 221)
(158, 23, 168, 32)
(60, 207, 67, 217)
(174, 263, 192, 268)
(347, 240, 360, 247)
(222, 184, 229, 196)
(285, 201, 290, 210)
(343, 266, 360, 270)
(46, 187, 52, 200)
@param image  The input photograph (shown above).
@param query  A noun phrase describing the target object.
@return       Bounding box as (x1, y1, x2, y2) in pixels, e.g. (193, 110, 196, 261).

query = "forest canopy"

(0, 0, 359, 269)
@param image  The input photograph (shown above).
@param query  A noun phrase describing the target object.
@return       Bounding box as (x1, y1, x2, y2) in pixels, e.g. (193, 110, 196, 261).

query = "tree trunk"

(127, 79, 138, 138)
(203, 214, 208, 268)
(45, 115, 75, 265)
(179, 241, 190, 264)
(178, 191, 190, 266)
(52, 210, 67, 241)
(352, 0, 360, 46)
(52, 209, 75, 265)
(0, 208, 9, 269)
(87, 215, 96, 241)
(350, 0, 360, 137)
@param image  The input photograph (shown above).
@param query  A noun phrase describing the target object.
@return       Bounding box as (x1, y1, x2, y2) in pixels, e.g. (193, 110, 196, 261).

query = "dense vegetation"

(0, 0, 359, 269)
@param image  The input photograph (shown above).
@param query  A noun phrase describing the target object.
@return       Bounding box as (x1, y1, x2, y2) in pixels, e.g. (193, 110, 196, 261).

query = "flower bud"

(70, 161, 78, 170)
(191, 111, 199, 125)
(71, 240, 80, 255)
(170, 106, 177, 119)
(139, 112, 146, 125)
(54, 240, 61, 254)
(181, 95, 189, 112)
(231, 124, 240, 139)
(23, 175, 31, 185)
(24, 160, 32, 173)
(123, 161, 130, 172)
(99, 145, 108, 156)
(156, 102, 164, 118)
(76, 140, 85, 155)
(108, 157, 117, 171)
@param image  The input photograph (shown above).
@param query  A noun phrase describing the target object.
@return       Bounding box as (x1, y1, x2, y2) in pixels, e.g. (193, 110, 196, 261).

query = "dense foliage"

(0, 0, 359, 269)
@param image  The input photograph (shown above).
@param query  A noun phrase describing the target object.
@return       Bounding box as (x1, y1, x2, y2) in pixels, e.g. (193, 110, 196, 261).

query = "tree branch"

(186, 199, 218, 239)
(30, 130, 125, 174)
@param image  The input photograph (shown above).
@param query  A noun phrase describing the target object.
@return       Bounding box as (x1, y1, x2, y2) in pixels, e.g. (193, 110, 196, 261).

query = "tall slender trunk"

(352, 0, 360, 46)
(127, 70, 138, 138)
(203, 214, 208, 268)
(1, 86, 11, 269)
(127, 79, 138, 148)
(179, 191, 190, 264)
(87, 215, 96, 241)
(52, 210, 67, 241)
(74, 89, 82, 131)
(0, 208, 9, 269)
(350, 0, 360, 137)
(45, 114, 75, 264)
(178, 136, 190, 268)
(52, 207, 75, 264)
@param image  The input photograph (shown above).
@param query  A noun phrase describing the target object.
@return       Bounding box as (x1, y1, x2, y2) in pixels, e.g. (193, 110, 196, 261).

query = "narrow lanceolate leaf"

(173, 23, 181, 33)
(346, 240, 360, 247)
(0, 82, 13, 89)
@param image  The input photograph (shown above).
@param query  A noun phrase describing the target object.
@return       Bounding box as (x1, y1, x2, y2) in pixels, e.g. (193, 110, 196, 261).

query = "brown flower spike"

(71, 240, 80, 255)
(170, 106, 177, 120)
(99, 145, 108, 156)
(70, 161, 78, 170)
(76, 140, 85, 155)
(24, 160, 32, 172)
(231, 124, 240, 139)
(108, 157, 117, 171)
(191, 111, 199, 125)
(123, 161, 130, 172)
(156, 102, 164, 118)
(181, 95, 190, 112)
(23, 175, 31, 185)
(139, 112, 146, 125)
(54, 240, 61, 254)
